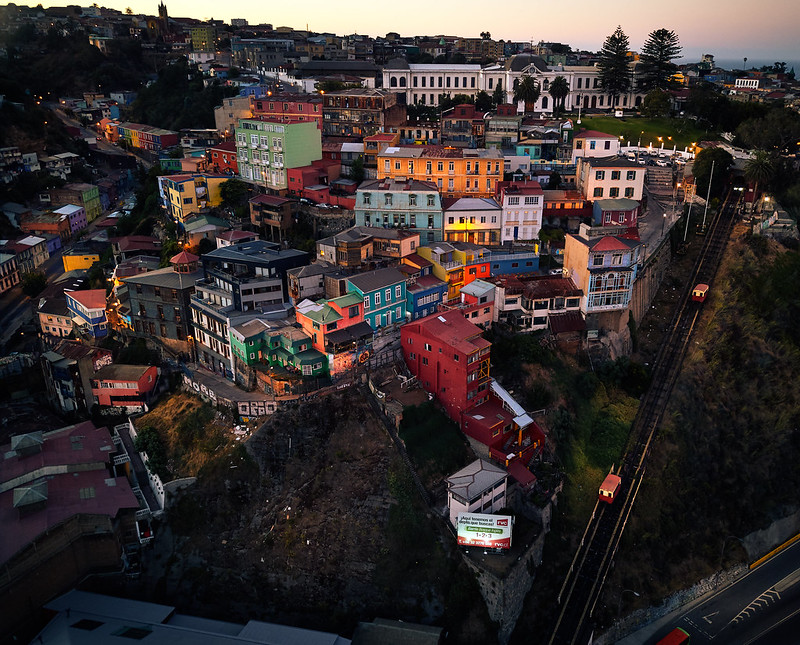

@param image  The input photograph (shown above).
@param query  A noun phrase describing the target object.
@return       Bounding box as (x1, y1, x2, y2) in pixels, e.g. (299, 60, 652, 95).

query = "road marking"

(703, 611, 720, 624)
(774, 568, 800, 593)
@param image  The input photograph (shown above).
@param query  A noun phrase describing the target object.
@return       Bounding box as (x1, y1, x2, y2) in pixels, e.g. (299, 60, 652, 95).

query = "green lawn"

(576, 116, 716, 153)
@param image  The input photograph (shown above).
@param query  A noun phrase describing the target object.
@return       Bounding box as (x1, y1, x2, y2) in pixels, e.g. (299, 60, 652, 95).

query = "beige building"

(214, 95, 251, 138)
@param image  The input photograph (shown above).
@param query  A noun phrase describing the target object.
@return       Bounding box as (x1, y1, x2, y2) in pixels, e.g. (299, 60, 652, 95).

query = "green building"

(235, 119, 322, 192)
(230, 318, 328, 385)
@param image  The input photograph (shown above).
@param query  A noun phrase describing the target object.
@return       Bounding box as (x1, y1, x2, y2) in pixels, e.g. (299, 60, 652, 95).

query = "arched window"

(399, 77, 407, 88)
(541, 96, 548, 109)
(390, 77, 397, 88)
(543, 79, 550, 91)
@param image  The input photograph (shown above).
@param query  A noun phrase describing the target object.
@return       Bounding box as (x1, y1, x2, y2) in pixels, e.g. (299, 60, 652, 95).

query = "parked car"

(656, 159, 669, 167)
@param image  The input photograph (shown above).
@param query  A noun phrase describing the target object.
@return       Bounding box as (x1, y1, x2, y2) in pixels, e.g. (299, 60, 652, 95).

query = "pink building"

(90, 364, 159, 413)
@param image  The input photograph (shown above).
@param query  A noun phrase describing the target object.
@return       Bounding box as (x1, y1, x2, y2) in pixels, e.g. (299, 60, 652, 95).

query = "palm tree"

(514, 75, 540, 114)
(744, 150, 775, 209)
(548, 76, 570, 115)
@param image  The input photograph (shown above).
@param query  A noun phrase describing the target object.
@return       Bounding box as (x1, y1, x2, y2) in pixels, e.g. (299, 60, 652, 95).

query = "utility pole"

(683, 188, 694, 242)
(701, 160, 715, 231)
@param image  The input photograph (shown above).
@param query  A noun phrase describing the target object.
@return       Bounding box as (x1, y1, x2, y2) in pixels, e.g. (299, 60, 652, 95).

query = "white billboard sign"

(457, 513, 513, 549)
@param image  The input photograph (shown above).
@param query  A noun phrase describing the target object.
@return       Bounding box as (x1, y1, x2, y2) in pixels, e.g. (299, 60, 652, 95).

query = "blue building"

(354, 178, 444, 243)
(400, 257, 448, 320)
(65, 289, 108, 339)
(347, 267, 407, 330)
(487, 249, 540, 276)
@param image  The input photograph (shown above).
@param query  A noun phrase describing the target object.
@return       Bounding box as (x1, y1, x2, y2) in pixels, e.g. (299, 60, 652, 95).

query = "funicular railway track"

(548, 190, 741, 645)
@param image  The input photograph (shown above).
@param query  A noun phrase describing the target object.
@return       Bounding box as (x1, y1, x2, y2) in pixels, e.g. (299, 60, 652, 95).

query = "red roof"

(250, 194, 291, 206)
(507, 459, 537, 488)
(113, 236, 161, 252)
(208, 140, 237, 153)
(591, 236, 631, 252)
(67, 289, 106, 310)
(170, 250, 199, 264)
(217, 230, 256, 242)
(0, 422, 140, 564)
(412, 310, 490, 355)
(574, 129, 618, 139)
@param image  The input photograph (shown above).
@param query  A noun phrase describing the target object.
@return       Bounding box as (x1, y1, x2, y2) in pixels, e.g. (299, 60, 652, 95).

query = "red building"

(402, 310, 492, 425)
(90, 364, 159, 413)
(206, 141, 239, 175)
(402, 310, 545, 466)
(286, 159, 341, 197)
(251, 93, 323, 129)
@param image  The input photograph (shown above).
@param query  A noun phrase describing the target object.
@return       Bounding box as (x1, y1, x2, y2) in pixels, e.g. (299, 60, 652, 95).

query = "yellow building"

(62, 250, 100, 272)
(377, 145, 503, 199)
(158, 174, 227, 223)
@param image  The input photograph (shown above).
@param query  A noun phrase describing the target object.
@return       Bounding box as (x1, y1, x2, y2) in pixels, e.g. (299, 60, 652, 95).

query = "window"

(364, 296, 370, 310)
(385, 194, 392, 206)
(609, 187, 619, 197)
(424, 343, 432, 351)
(604, 141, 611, 150)
(409, 194, 417, 206)
(595, 170, 605, 180)
(375, 292, 381, 305)
(624, 187, 634, 197)
(427, 194, 435, 206)
(385, 288, 391, 303)
(395, 285, 402, 298)
(524, 196, 538, 205)
(363, 192, 371, 205)
(611, 170, 620, 180)
(426, 161, 432, 174)
(589, 141, 596, 150)
(593, 187, 604, 198)
(593, 255, 604, 266)
(626, 170, 636, 181)
(422, 356, 429, 365)
(437, 162, 444, 172)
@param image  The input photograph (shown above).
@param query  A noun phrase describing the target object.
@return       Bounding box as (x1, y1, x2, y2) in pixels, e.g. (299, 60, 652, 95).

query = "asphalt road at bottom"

(649, 539, 800, 645)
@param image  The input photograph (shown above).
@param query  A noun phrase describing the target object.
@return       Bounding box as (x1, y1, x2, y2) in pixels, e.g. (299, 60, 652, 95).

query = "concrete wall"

(462, 529, 546, 645)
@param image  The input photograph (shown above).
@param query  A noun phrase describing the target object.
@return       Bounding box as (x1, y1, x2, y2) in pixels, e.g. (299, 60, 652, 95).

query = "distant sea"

(692, 58, 800, 73)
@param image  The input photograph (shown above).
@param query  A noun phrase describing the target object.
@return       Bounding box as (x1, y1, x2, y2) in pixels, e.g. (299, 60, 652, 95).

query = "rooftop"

(411, 309, 490, 355)
(66, 289, 106, 310)
(347, 267, 406, 293)
(93, 363, 154, 382)
(0, 422, 139, 565)
(446, 458, 507, 501)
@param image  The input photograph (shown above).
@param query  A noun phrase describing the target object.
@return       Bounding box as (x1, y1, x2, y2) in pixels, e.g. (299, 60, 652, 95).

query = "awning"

(325, 321, 374, 346)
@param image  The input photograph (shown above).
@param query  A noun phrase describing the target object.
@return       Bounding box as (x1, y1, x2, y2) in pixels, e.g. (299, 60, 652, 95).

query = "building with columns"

(382, 55, 648, 114)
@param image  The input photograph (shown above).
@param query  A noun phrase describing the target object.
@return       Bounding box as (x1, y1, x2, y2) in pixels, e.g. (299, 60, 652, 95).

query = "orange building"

(377, 145, 503, 199)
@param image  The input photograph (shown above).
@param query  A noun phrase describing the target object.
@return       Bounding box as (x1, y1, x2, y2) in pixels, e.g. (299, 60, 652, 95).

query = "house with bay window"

(564, 223, 642, 329)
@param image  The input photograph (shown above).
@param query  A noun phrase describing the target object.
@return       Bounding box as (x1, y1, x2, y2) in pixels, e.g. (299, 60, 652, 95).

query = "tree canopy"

(638, 28, 682, 91)
(548, 76, 570, 115)
(598, 26, 631, 104)
(693, 147, 734, 200)
(491, 79, 504, 107)
(641, 89, 671, 117)
(736, 108, 800, 154)
(513, 75, 540, 112)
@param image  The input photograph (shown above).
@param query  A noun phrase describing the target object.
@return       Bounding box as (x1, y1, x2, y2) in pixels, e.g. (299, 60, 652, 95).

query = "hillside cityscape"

(1, 4, 800, 645)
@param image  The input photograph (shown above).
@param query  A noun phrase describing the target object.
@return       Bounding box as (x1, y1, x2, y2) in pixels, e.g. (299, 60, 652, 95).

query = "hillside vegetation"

(607, 231, 800, 612)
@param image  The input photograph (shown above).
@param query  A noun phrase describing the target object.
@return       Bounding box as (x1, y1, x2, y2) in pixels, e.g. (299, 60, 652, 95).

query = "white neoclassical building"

(382, 54, 648, 114)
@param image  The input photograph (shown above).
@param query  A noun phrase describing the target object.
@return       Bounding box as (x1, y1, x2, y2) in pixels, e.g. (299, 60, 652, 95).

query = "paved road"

(645, 539, 800, 645)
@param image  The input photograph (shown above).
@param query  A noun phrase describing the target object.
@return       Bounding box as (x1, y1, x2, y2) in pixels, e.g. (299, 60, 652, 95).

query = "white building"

(443, 197, 502, 245)
(572, 129, 622, 164)
(446, 458, 508, 528)
(576, 156, 644, 201)
(382, 54, 648, 113)
(497, 181, 544, 243)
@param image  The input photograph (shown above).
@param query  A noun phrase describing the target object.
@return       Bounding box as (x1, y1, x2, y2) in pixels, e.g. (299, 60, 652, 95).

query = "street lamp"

(636, 130, 643, 163)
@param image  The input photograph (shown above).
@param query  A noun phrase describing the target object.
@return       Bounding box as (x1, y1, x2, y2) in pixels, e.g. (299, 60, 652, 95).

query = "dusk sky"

(104, 0, 797, 65)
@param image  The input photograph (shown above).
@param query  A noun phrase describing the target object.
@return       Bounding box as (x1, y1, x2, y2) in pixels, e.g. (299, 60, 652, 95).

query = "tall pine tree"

(598, 26, 631, 107)
(638, 28, 682, 91)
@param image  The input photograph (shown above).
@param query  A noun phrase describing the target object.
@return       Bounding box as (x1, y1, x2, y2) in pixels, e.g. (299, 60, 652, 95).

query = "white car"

(656, 159, 669, 167)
